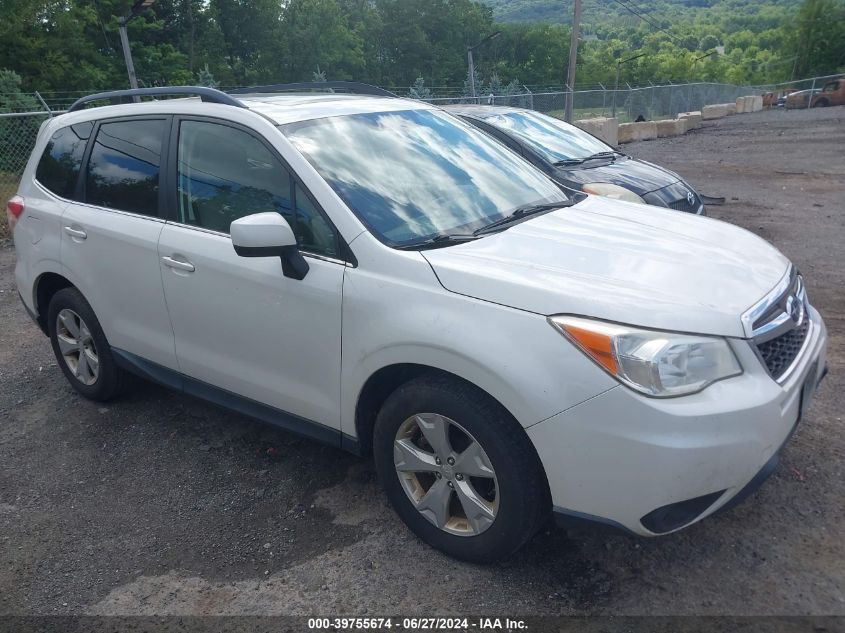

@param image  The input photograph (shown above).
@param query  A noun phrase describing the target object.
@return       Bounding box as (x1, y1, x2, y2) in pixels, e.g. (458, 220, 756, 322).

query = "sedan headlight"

(581, 182, 646, 204)
(548, 315, 742, 397)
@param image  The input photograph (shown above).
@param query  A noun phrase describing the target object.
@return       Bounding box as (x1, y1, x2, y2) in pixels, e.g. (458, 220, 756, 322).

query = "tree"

(408, 76, 433, 99)
(0, 69, 41, 172)
(790, 0, 845, 78)
(197, 64, 218, 87)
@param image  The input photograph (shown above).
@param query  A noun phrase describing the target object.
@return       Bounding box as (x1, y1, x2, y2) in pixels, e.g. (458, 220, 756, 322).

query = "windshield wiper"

(395, 233, 478, 250)
(554, 158, 587, 166)
(584, 151, 623, 161)
(554, 151, 624, 167)
(473, 200, 577, 236)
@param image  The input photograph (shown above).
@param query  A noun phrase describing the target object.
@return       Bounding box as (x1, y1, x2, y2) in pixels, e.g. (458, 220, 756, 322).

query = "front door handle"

(162, 255, 195, 273)
(63, 226, 87, 240)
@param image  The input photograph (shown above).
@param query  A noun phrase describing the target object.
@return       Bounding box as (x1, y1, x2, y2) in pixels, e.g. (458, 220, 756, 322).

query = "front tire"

(48, 287, 129, 401)
(373, 374, 549, 563)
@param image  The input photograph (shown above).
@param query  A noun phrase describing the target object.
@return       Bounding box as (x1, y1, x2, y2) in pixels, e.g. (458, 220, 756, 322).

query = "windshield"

(281, 109, 568, 247)
(483, 110, 613, 164)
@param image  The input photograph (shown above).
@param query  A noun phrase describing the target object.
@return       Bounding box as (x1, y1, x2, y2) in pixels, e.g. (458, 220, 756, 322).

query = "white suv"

(9, 85, 828, 562)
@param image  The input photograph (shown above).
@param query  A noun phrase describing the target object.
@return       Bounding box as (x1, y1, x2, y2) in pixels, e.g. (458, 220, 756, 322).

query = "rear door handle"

(162, 255, 195, 273)
(63, 226, 87, 240)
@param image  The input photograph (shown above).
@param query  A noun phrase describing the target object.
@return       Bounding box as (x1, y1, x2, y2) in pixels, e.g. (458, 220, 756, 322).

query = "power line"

(92, 0, 116, 54)
(607, 0, 684, 46)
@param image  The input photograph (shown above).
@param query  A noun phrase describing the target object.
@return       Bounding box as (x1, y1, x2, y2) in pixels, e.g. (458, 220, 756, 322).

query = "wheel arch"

(33, 271, 75, 334)
(353, 362, 529, 459)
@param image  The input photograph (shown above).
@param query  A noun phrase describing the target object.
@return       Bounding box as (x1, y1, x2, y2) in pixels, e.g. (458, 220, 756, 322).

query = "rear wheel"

(812, 98, 829, 108)
(48, 288, 129, 401)
(373, 374, 549, 562)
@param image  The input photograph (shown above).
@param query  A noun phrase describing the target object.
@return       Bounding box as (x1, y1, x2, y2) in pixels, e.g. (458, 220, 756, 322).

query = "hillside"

(479, 0, 802, 25)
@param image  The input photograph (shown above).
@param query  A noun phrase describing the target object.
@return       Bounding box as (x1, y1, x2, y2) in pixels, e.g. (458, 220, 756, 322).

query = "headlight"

(581, 182, 646, 204)
(548, 315, 742, 397)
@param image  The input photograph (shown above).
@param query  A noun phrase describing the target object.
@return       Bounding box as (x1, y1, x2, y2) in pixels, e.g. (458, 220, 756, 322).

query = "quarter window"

(85, 119, 165, 217)
(177, 120, 338, 257)
(35, 122, 93, 199)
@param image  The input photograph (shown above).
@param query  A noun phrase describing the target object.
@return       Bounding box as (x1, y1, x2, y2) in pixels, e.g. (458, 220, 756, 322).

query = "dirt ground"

(0, 106, 843, 619)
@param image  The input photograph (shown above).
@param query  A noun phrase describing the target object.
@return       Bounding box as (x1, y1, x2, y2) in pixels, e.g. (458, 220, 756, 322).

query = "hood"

(556, 156, 680, 195)
(422, 196, 789, 338)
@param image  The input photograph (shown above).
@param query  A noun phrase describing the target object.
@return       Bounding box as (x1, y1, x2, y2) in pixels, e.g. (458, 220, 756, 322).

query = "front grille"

(756, 319, 809, 379)
(668, 197, 698, 213)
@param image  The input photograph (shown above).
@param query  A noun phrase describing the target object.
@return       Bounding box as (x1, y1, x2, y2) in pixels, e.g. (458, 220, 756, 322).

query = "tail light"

(6, 195, 24, 233)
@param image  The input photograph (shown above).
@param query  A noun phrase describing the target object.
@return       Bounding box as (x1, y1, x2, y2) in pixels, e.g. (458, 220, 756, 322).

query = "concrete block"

(574, 116, 618, 146)
(749, 95, 763, 112)
(617, 121, 657, 143)
(725, 102, 737, 115)
(736, 96, 749, 113)
(655, 118, 687, 137)
(701, 104, 728, 120)
(677, 111, 702, 129)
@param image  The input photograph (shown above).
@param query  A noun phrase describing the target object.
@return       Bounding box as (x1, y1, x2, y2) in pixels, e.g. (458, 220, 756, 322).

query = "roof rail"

(229, 81, 397, 98)
(68, 86, 246, 113)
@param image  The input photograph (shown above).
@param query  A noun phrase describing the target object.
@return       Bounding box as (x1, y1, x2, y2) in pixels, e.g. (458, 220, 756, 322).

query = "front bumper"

(529, 306, 827, 536)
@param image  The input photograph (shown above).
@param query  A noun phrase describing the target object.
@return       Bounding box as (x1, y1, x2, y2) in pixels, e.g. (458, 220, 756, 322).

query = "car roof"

(59, 92, 437, 127)
(237, 93, 437, 125)
(440, 104, 529, 120)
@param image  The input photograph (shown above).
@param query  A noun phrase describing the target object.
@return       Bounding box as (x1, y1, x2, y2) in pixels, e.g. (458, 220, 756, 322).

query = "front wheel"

(373, 374, 549, 562)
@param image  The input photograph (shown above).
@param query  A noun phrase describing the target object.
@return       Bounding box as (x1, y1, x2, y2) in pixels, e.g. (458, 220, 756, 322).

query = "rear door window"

(85, 119, 166, 217)
(35, 122, 93, 199)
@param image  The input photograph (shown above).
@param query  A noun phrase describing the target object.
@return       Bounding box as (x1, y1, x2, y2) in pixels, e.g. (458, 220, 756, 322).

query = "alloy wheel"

(55, 308, 99, 386)
(393, 413, 498, 536)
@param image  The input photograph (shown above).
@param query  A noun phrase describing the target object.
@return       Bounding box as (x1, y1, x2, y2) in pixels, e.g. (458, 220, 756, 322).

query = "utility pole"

(118, 0, 157, 94)
(467, 48, 476, 101)
(564, 0, 582, 122)
(466, 31, 501, 104)
(118, 17, 139, 91)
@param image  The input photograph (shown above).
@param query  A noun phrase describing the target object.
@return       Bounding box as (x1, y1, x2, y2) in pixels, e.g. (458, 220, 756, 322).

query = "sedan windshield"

(281, 108, 568, 247)
(483, 110, 613, 164)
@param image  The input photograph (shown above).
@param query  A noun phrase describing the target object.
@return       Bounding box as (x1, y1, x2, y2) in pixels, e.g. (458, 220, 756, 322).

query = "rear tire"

(373, 374, 549, 563)
(812, 98, 829, 108)
(48, 287, 129, 401)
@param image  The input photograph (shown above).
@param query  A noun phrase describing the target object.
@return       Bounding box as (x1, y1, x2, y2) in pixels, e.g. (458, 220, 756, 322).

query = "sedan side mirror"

(230, 212, 309, 280)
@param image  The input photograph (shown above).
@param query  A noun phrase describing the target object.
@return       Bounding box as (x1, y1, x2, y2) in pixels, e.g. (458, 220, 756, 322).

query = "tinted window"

(295, 183, 338, 257)
(85, 119, 165, 216)
(483, 110, 612, 163)
(177, 120, 338, 256)
(35, 122, 93, 198)
(282, 109, 568, 247)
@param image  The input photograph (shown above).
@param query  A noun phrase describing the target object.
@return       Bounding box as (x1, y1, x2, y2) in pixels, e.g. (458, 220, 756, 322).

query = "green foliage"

(789, 0, 845, 77)
(197, 64, 219, 88)
(0, 0, 842, 98)
(408, 76, 433, 99)
(0, 69, 41, 172)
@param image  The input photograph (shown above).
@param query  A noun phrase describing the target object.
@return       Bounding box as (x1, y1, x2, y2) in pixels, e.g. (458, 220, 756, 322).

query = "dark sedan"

(444, 104, 706, 215)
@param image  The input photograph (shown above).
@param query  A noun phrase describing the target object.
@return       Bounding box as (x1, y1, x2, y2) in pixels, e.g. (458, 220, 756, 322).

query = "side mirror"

(230, 212, 309, 280)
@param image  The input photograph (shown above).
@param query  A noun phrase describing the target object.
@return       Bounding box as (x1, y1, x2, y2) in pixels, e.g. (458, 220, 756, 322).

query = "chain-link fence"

(425, 81, 765, 122)
(0, 110, 50, 237)
(425, 74, 843, 119)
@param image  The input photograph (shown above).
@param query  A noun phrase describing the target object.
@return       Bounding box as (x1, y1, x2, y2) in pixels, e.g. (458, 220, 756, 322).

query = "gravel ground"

(0, 106, 843, 618)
